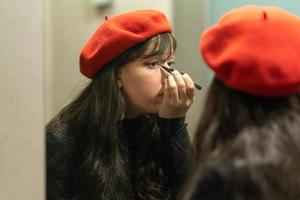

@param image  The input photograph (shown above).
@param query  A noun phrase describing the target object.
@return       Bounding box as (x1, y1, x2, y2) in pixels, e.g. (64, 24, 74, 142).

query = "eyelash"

(167, 61, 175, 67)
(144, 61, 159, 68)
(144, 61, 175, 69)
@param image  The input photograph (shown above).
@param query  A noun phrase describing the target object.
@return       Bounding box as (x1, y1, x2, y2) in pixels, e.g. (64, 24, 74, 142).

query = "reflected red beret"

(80, 10, 173, 78)
(200, 5, 300, 97)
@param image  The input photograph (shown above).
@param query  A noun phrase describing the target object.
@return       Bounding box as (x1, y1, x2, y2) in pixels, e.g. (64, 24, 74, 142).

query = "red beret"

(80, 10, 173, 78)
(200, 5, 300, 97)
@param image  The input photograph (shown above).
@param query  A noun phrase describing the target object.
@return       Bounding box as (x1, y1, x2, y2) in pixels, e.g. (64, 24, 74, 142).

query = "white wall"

(174, 0, 210, 137)
(0, 0, 44, 199)
(204, 0, 300, 25)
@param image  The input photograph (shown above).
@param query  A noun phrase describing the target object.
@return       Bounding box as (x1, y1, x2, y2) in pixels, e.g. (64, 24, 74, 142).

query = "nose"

(159, 64, 169, 84)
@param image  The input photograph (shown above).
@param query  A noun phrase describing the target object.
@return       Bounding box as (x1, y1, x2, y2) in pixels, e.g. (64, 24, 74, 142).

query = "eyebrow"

(143, 54, 175, 62)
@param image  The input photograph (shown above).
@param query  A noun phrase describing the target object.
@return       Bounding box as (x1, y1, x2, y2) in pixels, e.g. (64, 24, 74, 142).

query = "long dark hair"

(194, 77, 300, 162)
(184, 107, 300, 200)
(183, 156, 300, 200)
(183, 77, 300, 199)
(47, 32, 177, 200)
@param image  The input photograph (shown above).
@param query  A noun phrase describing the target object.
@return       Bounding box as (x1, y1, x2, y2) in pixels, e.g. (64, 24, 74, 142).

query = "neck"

(124, 103, 144, 119)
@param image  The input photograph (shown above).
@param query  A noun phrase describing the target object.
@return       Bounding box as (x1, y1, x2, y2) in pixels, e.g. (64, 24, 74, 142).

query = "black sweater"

(47, 115, 193, 200)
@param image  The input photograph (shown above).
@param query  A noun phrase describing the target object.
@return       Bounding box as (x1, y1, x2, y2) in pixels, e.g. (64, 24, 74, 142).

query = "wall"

(204, 0, 300, 25)
(174, 0, 210, 137)
(0, 0, 44, 199)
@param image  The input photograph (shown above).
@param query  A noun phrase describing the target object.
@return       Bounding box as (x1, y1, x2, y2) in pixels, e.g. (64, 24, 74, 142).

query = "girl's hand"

(158, 70, 195, 118)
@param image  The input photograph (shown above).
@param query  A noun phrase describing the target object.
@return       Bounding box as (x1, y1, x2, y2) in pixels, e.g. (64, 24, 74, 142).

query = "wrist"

(158, 116, 186, 131)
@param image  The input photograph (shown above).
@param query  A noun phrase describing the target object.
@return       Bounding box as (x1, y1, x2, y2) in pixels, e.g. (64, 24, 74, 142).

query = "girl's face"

(118, 50, 175, 118)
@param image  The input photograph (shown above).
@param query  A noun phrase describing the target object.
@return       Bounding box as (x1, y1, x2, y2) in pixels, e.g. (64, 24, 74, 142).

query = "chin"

(145, 106, 160, 115)
(139, 100, 161, 114)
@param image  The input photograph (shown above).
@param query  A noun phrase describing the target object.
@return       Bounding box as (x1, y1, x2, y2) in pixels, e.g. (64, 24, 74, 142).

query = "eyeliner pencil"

(159, 64, 202, 90)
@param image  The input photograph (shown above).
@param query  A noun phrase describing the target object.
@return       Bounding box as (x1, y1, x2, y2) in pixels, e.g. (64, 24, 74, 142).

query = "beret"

(80, 10, 173, 78)
(200, 5, 300, 96)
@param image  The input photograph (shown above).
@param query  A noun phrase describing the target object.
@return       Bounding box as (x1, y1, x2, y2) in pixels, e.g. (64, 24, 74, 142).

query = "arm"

(157, 69, 196, 197)
(158, 116, 194, 196)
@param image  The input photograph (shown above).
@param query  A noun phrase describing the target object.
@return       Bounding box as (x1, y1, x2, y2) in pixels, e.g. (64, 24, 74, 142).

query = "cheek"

(123, 76, 162, 100)
(126, 79, 160, 97)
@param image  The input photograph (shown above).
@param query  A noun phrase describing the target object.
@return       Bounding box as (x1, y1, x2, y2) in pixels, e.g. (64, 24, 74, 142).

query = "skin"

(118, 47, 195, 119)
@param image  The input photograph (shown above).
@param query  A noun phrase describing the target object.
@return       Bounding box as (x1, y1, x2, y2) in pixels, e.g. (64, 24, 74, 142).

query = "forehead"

(142, 33, 176, 59)
(140, 52, 175, 61)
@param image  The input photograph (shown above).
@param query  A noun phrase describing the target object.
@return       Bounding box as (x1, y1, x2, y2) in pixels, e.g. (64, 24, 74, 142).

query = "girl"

(194, 4, 300, 164)
(182, 5, 300, 200)
(47, 10, 195, 200)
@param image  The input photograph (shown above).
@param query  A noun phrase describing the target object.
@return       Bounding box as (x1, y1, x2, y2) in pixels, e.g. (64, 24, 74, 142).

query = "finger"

(182, 73, 195, 100)
(160, 66, 169, 77)
(163, 78, 169, 99)
(172, 70, 187, 100)
(166, 74, 179, 101)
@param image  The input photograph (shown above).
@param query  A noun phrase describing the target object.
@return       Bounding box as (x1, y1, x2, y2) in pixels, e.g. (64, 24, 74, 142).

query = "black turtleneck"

(122, 114, 193, 197)
(47, 114, 193, 199)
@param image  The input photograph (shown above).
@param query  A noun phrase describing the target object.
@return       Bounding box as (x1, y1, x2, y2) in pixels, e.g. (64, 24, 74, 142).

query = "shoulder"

(46, 130, 71, 199)
(46, 116, 69, 160)
(47, 131, 65, 160)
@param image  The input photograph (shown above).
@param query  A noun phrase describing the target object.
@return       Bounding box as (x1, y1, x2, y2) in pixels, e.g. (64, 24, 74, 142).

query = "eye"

(167, 61, 175, 67)
(143, 61, 160, 69)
